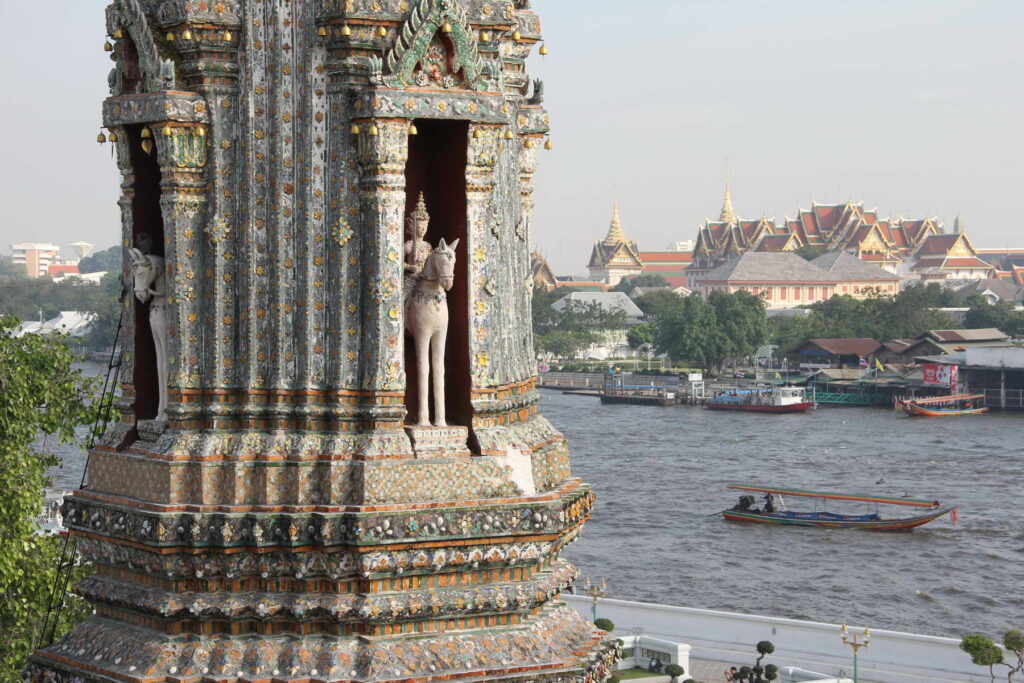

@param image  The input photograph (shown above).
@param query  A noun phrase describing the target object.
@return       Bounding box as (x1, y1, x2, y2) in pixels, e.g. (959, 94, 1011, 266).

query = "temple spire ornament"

(604, 198, 628, 245)
(720, 174, 739, 225)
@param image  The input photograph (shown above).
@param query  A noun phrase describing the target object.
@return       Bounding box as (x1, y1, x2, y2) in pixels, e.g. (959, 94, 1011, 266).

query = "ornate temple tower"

(27, 1, 614, 681)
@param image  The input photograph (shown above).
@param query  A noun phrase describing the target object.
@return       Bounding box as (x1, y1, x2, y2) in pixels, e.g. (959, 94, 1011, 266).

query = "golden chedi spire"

(603, 198, 629, 245)
(720, 175, 739, 225)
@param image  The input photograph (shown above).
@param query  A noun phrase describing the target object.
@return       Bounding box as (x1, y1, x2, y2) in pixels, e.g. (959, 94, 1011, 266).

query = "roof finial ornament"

(603, 196, 629, 245)
(954, 213, 963, 234)
(720, 171, 739, 225)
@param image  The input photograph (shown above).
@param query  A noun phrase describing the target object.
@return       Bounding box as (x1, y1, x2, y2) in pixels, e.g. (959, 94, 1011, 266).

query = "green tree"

(708, 290, 767, 366)
(964, 295, 1022, 335)
(794, 245, 828, 261)
(654, 294, 718, 372)
(84, 272, 127, 351)
(612, 274, 668, 293)
(0, 255, 27, 281)
(0, 316, 100, 675)
(626, 322, 655, 349)
(633, 290, 685, 319)
(961, 629, 1024, 682)
(664, 663, 686, 683)
(76, 245, 121, 274)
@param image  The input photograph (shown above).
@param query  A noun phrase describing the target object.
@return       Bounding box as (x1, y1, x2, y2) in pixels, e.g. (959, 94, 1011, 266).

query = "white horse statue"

(405, 237, 460, 427)
(128, 245, 168, 423)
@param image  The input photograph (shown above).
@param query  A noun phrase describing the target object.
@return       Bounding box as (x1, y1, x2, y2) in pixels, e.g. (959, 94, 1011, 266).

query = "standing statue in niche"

(128, 233, 168, 423)
(404, 195, 459, 427)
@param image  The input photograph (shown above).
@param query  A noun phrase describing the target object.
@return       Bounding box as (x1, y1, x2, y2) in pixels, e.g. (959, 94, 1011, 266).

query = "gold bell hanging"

(162, 125, 173, 137)
(197, 126, 206, 137)
(97, 131, 107, 144)
(368, 124, 379, 136)
(113, 28, 125, 40)
(181, 28, 193, 41)
(103, 41, 114, 52)
(524, 139, 534, 149)
(318, 26, 328, 37)
(512, 29, 521, 41)
(350, 123, 361, 135)
(539, 43, 549, 55)
(223, 30, 233, 42)
(481, 31, 491, 42)
(141, 126, 153, 139)
(341, 24, 352, 37)
(376, 26, 387, 38)
(141, 139, 154, 154)
(544, 138, 553, 150)
(472, 128, 483, 140)
(503, 129, 514, 140)
(166, 31, 175, 41)
(408, 122, 418, 136)
(108, 131, 119, 143)
(441, 21, 453, 34)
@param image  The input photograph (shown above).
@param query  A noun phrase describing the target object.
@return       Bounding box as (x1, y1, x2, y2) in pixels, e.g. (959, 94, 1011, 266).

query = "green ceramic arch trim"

(385, 0, 486, 90)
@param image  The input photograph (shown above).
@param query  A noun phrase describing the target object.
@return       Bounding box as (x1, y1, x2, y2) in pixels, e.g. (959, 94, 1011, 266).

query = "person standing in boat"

(764, 493, 776, 513)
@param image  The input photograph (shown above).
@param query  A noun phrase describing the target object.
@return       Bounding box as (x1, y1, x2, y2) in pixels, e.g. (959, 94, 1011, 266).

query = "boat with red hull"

(705, 386, 814, 414)
(721, 484, 958, 532)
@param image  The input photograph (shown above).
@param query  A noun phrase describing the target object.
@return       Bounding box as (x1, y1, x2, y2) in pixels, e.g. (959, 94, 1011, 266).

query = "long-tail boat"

(721, 484, 958, 531)
(898, 393, 988, 417)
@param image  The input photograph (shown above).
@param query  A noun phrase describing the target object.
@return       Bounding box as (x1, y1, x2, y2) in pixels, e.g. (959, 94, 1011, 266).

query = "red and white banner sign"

(922, 363, 957, 388)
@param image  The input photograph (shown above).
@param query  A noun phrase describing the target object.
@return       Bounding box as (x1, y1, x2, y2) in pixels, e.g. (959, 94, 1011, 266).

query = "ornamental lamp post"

(840, 624, 870, 683)
(583, 576, 607, 622)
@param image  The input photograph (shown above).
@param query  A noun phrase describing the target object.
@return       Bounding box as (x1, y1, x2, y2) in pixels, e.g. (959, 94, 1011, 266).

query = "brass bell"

(162, 125, 173, 137)
(141, 139, 154, 154)
(196, 127, 206, 137)
(141, 126, 153, 139)
(368, 124, 379, 136)
(166, 31, 176, 41)
(539, 43, 549, 55)
(223, 30, 233, 42)
(503, 129, 514, 140)
(341, 24, 352, 37)
(441, 21, 453, 34)
(103, 41, 114, 52)
(318, 26, 328, 37)
(481, 31, 491, 42)
(182, 28, 193, 41)
(376, 26, 387, 38)
(524, 139, 534, 149)
(472, 128, 483, 140)
(350, 123, 361, 135)
(108, 131, 119, 143)
(97, 132, 107, 144)
(113, 28, 125, 40)
(408, 122, 418, 136)
(512, 29, 521, 41)
(544, 138, 553, 150)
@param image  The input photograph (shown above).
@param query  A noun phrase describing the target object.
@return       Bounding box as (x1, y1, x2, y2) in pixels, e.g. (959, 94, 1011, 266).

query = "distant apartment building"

(11, 242, 61, 278)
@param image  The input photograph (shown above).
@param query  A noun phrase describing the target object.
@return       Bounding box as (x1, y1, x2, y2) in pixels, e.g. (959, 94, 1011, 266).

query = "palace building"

(587, 201, 643, 285)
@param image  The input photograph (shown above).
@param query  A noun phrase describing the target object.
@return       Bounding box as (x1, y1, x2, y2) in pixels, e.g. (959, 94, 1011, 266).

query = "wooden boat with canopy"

(898, 393, 988, 417)
(721, 484, 958, 531)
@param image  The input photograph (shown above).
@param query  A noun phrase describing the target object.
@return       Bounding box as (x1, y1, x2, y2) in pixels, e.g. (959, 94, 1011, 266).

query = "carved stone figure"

(405, 224, 459, 427)
(404, 193, 433, 285)
(128, 234, 168, 422)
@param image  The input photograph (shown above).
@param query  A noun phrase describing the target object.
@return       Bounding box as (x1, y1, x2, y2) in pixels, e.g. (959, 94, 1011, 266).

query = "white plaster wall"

(563, 595, 990, 683)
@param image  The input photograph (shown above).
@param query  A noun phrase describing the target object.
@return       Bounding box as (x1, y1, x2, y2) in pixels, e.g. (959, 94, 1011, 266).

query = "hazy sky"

(2, 0, 1022, 273)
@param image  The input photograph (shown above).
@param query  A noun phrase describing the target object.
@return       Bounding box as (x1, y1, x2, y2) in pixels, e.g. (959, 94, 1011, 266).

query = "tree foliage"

(768, 284, 957, 351)
(961, 629, 1024, 682)
(76, 245, 121, 274)
(652, 292, 767, 373)
(0, 271, 125, 350)
(0, 316, 100, 676)
(612, 274, 669, 293)
(0, 255, 27, 281)
(532, 288, 628, 360)
(793, 245, 828, 261)
(730, 640, 778, 682)
(964, 295, 1024, 336)
(664, 663, 685, 682)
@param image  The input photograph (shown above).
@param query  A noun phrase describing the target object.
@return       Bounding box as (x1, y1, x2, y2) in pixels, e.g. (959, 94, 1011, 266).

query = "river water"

(44, 372, 1023, 639)
(548, 390, 1024, 640)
